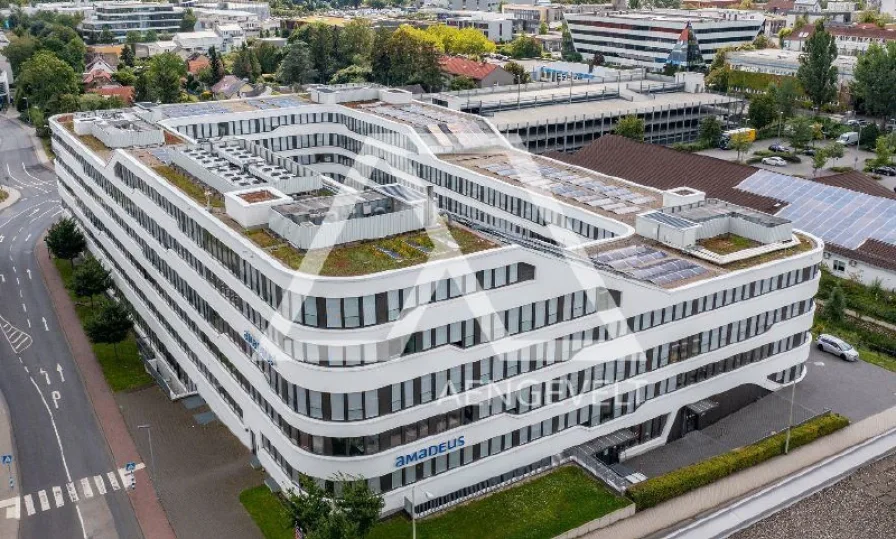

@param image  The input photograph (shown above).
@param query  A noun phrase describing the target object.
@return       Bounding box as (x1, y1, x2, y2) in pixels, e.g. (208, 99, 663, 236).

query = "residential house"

(439, 56, 516, 88)
(211, 75, 272, 99)
(187, 53, 211, 75)
(785, 23, 896, 56)
(89, 85, 136, 105)
(88, 45, 124, 67)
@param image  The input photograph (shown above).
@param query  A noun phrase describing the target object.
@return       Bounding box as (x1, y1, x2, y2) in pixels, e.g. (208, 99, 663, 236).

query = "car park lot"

(697, 138, 877, 178)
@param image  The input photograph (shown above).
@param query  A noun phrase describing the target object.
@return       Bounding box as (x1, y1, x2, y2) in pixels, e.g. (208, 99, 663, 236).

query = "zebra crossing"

(0, 463, 143, 520)
(0, 313, 32, 354)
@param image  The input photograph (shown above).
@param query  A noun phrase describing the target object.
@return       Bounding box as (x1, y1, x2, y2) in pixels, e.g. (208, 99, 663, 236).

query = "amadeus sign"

(243, 330, 277, 366)
(395, 436, 465, 468)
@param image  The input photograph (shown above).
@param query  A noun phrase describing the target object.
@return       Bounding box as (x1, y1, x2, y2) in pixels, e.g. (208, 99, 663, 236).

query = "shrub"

(627, 413, 849, 510)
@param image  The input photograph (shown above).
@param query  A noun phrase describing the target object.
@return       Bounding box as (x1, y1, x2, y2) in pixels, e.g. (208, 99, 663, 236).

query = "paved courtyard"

(116, 387, 264, 539)
(625, 346, 896, 477)
(732, 451, 896, 539)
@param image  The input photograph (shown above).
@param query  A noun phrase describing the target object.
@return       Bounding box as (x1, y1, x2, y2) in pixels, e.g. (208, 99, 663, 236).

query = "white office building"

(81, 1, 185, 42)
(50, 87, 820, 515)
(565, 9, 764, 71)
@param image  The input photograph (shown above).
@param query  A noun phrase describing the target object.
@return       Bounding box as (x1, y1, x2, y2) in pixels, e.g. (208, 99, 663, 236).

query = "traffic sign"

(0, 455, 11, 465)
(125, 462, 136, 472)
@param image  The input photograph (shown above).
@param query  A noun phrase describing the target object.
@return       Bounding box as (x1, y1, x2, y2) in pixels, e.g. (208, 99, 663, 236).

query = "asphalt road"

(0, 116, 143, 538)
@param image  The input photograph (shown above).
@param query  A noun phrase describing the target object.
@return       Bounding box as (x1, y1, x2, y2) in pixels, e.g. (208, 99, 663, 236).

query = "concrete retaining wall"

(553, 504, 636, 539)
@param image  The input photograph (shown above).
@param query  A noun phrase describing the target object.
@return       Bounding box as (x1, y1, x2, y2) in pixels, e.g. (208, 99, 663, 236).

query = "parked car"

(768, 144, 792, 153)
(846, 119, 867, 127)
(837, 132, 860, 146)
(816, 334, 859, 362)
(761, 156, 787, 167)
(802, 148, 817, 156)
(873, 166, 896, 176)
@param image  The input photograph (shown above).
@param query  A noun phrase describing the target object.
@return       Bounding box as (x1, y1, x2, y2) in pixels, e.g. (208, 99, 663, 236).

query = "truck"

(719, 127, 756, 149)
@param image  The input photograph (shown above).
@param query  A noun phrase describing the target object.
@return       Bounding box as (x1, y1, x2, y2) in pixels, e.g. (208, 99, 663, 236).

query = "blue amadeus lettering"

(394, 436, 465, 468)
(243, 330, 276, 366)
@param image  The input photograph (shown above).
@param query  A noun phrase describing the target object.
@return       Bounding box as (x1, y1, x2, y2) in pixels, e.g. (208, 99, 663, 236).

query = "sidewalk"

(36, 239, 176, 539)
(0, 186, 20, 212)
(0, 385, 20, 538)
(581, 405, 896, 539)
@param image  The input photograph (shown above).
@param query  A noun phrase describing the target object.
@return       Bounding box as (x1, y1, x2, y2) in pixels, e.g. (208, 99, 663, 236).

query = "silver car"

(816, 334, 859, 362)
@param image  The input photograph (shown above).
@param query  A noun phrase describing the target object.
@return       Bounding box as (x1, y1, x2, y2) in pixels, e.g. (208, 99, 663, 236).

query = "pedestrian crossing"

(0, 463, 144, 520)
(0, 313, 32, 354)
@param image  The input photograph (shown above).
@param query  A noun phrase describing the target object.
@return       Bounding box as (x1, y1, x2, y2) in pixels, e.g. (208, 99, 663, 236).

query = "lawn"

(40, 136, 55, 160)
(153, 165, 225, 209)
(722, 233, 815, 271)
(812, 313, 896, 373)
(368, 466, 630, 539)
(698, 234, 760, 255)
(240, 486, 293, 539)
(816, 268, 896, 326)
(54, 259, 154, 392)
(0, 187, 7, 203)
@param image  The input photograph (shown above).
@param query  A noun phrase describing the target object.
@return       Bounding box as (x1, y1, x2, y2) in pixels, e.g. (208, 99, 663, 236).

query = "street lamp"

(137, 424, 156, 487)
(854, 122, 863, 170)
(777, 111, 784, 140)
(410, 485, 434, 539)
(783, 373, 798, 454)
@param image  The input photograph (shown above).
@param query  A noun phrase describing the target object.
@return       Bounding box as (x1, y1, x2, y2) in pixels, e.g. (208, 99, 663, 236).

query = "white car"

(816, 334, 859, 362)
(761, 156, 787, 167)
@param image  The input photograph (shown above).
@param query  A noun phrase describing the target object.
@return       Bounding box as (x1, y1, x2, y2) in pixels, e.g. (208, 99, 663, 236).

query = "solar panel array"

(738, 169, 896, 249)
(476, 162, 654, 215)
(163, 102, 232, 119)
(250, 96, 308, 110)
(593, 245, 708, 285)
(366, 104, 492, 150)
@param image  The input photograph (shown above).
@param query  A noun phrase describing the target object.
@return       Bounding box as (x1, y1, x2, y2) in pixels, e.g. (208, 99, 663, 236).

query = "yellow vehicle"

(719, 127, 756, 149)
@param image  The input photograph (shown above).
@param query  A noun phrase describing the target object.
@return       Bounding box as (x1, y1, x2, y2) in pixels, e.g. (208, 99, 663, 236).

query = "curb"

(0, 187, 21, 213)
(34, 237, 176, 539)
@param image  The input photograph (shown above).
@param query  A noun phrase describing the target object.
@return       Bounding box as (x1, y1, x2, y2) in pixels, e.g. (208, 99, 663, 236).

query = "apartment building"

(81, 1, 185, 42)
(785, 23, 896, 56)
(565, 9, 764, 71)
(445, 14, 514, 42)
(50, 86, 819, 515)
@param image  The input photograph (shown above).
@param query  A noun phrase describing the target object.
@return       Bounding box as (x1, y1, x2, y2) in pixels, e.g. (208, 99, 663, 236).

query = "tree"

(99, 26, 114, 45)
(207, 46, 226, 85)
(504, 61, 530, 84)
(254, 41, 283, 74)
(4, 34, 39, 76)
(508, 35, 542, 59)
(371, 26, 442, 91)
(329, 64, 372, 84)
(85, 300, 133, 359)
(45, 217, 86, 268)
(180, 8, 197, 32)
(278, 42, 318, 85)
(113, 68, 137, 87)
(125, 30, 142, 45)
(731, 136, 753, 162)
(286, 475, 383, 539)
(812, 147, 829, 177)
(787, 115, 815, 148)
(145, 52, 187, 104)
(292, 22, 337, 83)
(614, 116, 645, 141)
(539, 21, 548, 35)
(852, 42, 896, 126)
(15, 50, 79, 113)
(753, 33, 770, 49)
(873, 135, 893, 167)
(860, 122, 880, 150)
(338, 18, 374, 67)
(747, 91, 777, 130)
(699, 116, 723, 148)
(560, 22, 581, 62)
(144, 29, 158, 42)
(825, 141, 844, 165)
(825, 284, 846, 323)
(706, 47, 732, 92)
(120, 43, 136, 67)
(797, 21, 838, 110)
(71, 257, 113, 308)
(449, 75, 478, 91)
(771, 78, 800, 119)
(231, 43, 261, 81)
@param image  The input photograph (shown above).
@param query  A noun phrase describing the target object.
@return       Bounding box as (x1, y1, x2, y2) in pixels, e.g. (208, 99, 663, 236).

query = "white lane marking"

(57, 364, 64, 382)
(42, 318, 49, 332)
(66, 482, 78, 503)
(26, 319, 30, 329)
(93, 475, 106, 496)
(0, 497, 19, 520)
(25, 269, 31, 280)
(23, 494, 34, 516)
(79, 478, 93, 499)
(106, 472, 120, 491)
(39, 368, 50, 386)
(37, 490, 49, 512)
(24, 234, 30, 243)
(51, 391, 61, 409)
(51, 487, 64, 508)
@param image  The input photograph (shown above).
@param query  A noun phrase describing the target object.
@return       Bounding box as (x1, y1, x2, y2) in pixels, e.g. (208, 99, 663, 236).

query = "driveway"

(696, 137, 876, 179)
(624, 345, 896, 478)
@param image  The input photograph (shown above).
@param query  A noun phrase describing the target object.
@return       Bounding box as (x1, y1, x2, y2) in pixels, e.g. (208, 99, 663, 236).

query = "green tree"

(539, 21, 548, 35)
(449, 75, 478, 91)
(508, 35, 542, 59)
(120, 43, 136, 67)
(852, 42, 896, 126)
(71, 257, 113, 308)
(825, 284, 846, 323)
(45, 217, 86, 268)
(292, 22, 336, 82)
(699, 116, 723, 147)
(338, 18, 374, 67)
(285, 475, 383, 539)
(771, 78, 800, 119)
(731, 136, 753, 162)
(125, 30, 142, 45)
(145, 52, 187, 104)
(371, 26, 442, 91)
(180, 8, 197, 32)
(99, 25, 114, 44)
(254, 40, 283, 74)
(144, 29, 158, 42)
(613, 115, 645, 141)
(504, 61, 530, 84)
(812, 147, 829, 176)
(15, 50, 79, 113)
(860, 122, 880, 150)
(112, 68, 137, 87)
(560, 22, 581, 62)
(873, 135, 893, 167)
(277, 42, 318, 85)
(4, 33, 39, 76)
(787, 115, 815, 148)
(329, 64, 372, 84)
(825, 141, 844, 165)
(797, 21, 838, 110)
(85, 301, 133, 360)
(207, 46, 226, 84)
(231, 43, 261, 81)
(748, 91, 777, 130)
(335, 479, 383, 538)
(706, 47, 732, 92)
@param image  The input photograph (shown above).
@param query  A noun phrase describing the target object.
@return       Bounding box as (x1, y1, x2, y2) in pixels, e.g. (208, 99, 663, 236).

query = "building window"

(833, 260, 846, 272)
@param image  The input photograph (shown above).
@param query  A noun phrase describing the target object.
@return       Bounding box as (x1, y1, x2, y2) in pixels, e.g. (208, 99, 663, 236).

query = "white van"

(837, 132, 859, 146)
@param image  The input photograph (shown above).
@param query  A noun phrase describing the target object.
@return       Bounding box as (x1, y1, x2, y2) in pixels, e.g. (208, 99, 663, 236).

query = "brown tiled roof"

(827, 239, 896, 272)
(547, 135, 785, 213)
(791, 23, 896, 42)
(812, 170, 896, 200)
(438, 56, 499, 81)
(764, 0, 795, 11)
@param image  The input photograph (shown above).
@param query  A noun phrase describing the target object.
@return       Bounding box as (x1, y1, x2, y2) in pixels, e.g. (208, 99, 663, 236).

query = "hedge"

(626, 412, 850, 510)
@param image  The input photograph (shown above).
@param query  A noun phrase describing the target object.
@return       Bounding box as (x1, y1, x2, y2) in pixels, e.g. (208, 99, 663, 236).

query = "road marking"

(51, 487, 64, 508)
(37, 490, 49, 512)
(24, 234, 30, 243)
(93, 475, 106, 496)
(39, 368, 50, 386)
(22, 495, 34, 516)
(106, 472, 120, 491)
(79, 478, 93, 499)
(0, 496, 20, 520)
(42, 318, 49, 332)
(57, 364, 65, 382)
(21, 303, 25, 313)
(25, 269, 31, 280)
(66, 482, 78, 503)
(26, 319, 30, 329)
(51, 391, 61, 409)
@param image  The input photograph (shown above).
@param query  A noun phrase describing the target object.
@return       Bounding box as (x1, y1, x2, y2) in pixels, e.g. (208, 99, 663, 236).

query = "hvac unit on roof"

(823, 251, 832, 259)
(849, 260, 858, 267)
